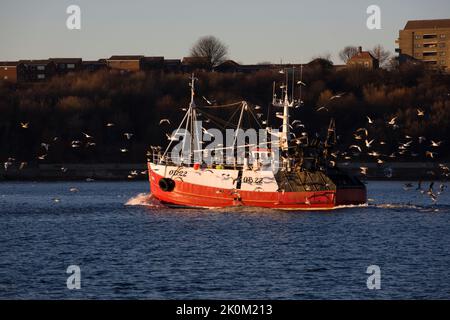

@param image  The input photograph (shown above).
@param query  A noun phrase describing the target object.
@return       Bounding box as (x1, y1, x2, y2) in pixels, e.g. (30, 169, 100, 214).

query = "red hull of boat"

(148, 164, 367, 210)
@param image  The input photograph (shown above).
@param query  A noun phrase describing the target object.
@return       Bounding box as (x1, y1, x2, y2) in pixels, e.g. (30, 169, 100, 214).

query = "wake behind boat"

(147, 73, 366, 210)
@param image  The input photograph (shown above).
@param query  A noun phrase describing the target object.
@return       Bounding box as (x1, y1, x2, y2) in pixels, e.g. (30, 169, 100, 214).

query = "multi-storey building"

(397, 19, 450, 71)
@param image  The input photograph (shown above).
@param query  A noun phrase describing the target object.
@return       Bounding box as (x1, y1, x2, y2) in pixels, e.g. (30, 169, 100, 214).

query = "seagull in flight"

(330, 93, 345, 100)
(21, 122, 29, 129)
(356, 128, 369, 136)
(417, 109, 425, 117)
(159, 119, 170, 125)
(82, 132, 93, 139)
(202, 127, 214, 137)
(202, 96, 213, 105)
(41, 143, 50, 151)
(166, 133, 178, 141)
(365, 139, 375, 148)
(316, 106, 329, 112)
(426, 151, 436, 158)
(366, 116, 373, 124)
(124, 133, 134, 140)
(388, 117, 397, 126)
(431, 140, 442, 147)
(349, 145, 362, 152)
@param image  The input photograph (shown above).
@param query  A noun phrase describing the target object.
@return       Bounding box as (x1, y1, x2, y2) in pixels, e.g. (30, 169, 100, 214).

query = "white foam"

(125, 193, 164, 208)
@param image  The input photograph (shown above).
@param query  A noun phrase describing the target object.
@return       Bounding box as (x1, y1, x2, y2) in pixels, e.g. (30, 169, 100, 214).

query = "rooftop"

(108, 55, 144, 60)
(49, 58, 82, 63)
(348, 47, 378, 62)
(404, 19, 450, 30)
(0, 61, 21, 67)
(18, 60, 53, 65)
(182, 56, 209, 65)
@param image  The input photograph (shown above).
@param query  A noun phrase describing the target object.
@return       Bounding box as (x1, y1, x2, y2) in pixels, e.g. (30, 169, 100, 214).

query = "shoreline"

(0, 162, 448, 182)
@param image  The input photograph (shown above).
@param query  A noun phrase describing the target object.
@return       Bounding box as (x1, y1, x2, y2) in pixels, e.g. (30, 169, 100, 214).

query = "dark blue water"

(0, 181, 449, 299)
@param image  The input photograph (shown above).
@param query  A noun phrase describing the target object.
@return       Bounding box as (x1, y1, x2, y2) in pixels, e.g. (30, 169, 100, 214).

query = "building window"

(423, 34, 437, 39)
(415, 53, 422, 57)
(4, 67, 7, 70)
(37, 74, 45, 79)
(415, 44, 422, 48)
(439, 43, 446, 48)
(415, 35, 422, 40)
(423, 52, 438, 57)
(37, 65, 45, 71)
(440, 52, 446, 56)
(424, 43, 437, 48)
(67, 64, 75, 69)
(441, 61, 446, 65)
(440, 34, 446, 39)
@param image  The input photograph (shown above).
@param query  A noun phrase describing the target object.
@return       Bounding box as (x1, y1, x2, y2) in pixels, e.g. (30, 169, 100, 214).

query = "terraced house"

(0, 61, 21, 83)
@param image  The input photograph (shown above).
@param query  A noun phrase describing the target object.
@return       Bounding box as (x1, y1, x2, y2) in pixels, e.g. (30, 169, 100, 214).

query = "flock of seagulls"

(403, 179, 448, 203)
(329, 107, 448, 171)
(3, 121, 146, 181)
(2, 83, 448, 205)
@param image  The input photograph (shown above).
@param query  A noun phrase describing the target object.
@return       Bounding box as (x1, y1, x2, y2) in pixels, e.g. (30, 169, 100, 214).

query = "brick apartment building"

(396, 19, 450, 71)
(49, 58, 83, 75)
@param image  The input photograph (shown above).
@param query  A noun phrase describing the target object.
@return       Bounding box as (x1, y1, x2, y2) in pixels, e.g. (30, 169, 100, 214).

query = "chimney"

(358, 46, 363, 53)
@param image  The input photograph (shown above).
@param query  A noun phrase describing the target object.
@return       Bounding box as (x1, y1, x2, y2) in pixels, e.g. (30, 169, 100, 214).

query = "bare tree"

(370, 45, 392, 68)
(190, 35, 228, 69)
(339, 46, 359, 63)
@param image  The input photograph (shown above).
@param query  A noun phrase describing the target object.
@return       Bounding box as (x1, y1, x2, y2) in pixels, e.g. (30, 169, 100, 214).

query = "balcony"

(423, 34, 438, 39)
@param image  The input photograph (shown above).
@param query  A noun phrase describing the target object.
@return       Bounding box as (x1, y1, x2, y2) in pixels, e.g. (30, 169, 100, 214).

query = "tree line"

(0, 58, 449, 166)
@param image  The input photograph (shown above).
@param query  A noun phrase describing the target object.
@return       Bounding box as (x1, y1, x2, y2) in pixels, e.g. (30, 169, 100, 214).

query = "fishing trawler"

(147, 72, 366, 210)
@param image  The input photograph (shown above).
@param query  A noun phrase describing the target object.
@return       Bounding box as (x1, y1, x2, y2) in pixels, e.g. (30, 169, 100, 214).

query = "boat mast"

(273, 68, 293, 152)
(180, 74, 201, 164)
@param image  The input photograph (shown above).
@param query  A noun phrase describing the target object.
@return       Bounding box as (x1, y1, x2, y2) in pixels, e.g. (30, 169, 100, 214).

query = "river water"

(0, 181, 449, 299)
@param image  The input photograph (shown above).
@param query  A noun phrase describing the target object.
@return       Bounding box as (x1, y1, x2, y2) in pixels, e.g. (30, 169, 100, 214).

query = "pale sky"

(0, 0, 449, 64)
